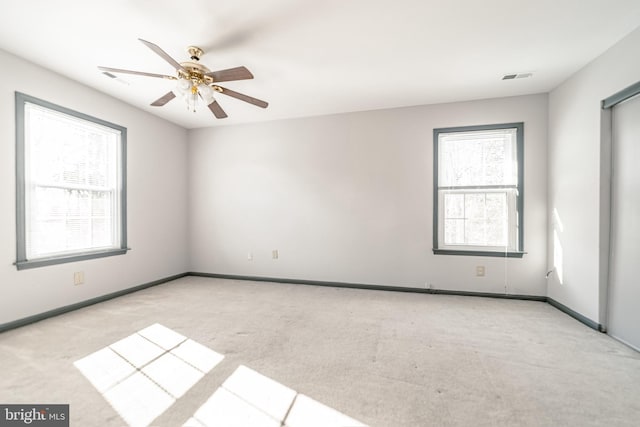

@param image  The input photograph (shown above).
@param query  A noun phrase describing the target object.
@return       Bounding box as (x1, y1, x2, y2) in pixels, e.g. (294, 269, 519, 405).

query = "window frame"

(432, 122, 525, 258)
(15, 92, 128, 270)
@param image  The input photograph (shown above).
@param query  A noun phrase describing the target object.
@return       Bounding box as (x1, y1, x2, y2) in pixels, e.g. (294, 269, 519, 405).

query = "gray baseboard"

(0, 271, 603, 335)
(190, 272, 603, 331)
(0, 272, 188, 333)
(188, 272, 547, 301)
(547, 297, 604, 332)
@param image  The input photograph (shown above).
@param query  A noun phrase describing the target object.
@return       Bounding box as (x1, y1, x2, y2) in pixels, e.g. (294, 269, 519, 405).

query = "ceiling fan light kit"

(98, 38, 268, 119)
(176, 78, 214, 112)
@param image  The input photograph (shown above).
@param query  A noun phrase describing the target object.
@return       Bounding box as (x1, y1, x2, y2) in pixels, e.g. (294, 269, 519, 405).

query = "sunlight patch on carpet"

(74, 323, 224, 427)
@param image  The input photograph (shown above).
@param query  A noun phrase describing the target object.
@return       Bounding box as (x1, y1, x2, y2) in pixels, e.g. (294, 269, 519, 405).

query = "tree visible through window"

(15, 92, 127, 270)
(433, 123, 524, 257)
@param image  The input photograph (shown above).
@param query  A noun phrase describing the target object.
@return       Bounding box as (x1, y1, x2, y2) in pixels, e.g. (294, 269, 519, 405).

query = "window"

(15, 92, 127, 270)
(433, 123, 524, 257)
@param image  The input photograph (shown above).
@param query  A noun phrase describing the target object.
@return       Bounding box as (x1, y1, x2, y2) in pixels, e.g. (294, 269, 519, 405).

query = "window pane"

(485, 193, 506, 219)
(465, 219, 487, 246)
(441, 190, 512, 248)
(485, 219, 506, 247)
(91, 191, 112, 217)
(23, 101, 122, 260)
(444, 219, 465, 245)
(444, 193, 464, 218)
(28, 106, 117, 190)
(67, 217, 91, 250)
(28, 187, 116, 258)
(464, 193, 485, 219)
(439, 129, 517, 187)
(92, 218, 112, 248)
(483, 139, 507, 185)
(440, 139, 483, 187)
(484, 193, 508, 246)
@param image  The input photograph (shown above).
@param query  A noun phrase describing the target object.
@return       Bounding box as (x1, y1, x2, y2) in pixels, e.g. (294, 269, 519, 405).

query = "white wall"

(547, 26, 640, 323)
(0, 49, 190, 325)
(189, 94, 548, 296)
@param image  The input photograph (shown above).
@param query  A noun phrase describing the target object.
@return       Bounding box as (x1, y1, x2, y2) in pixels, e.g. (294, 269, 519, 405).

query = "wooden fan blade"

(150, 91, 176, 107)
(205, 66, 254, 82)
(215, 86, 268, 108)
(208, 100, 228, 119)
(138, 38, 187, 73)
(98, 66, 176, 80)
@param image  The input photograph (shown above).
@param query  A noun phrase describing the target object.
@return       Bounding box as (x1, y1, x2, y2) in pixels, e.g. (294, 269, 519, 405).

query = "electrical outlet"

(272, 249, 279, 259)
(476, 266, 485, 277)
(73, 271, 84, 285)
(247, 252, 253, 261)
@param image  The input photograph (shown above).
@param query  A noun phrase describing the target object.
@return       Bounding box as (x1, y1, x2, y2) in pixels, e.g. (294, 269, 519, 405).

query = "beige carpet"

(0, 276, 639, 426)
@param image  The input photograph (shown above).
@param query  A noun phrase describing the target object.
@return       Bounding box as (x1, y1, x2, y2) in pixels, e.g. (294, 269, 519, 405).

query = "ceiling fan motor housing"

(179, 61, 214, 85)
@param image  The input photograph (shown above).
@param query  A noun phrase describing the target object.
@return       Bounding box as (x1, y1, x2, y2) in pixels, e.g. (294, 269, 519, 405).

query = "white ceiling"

(1, 0, 639, 129)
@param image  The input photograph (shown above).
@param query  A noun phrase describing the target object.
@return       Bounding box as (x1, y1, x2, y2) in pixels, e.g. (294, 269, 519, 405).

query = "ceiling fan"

(98, 38, 268, 119)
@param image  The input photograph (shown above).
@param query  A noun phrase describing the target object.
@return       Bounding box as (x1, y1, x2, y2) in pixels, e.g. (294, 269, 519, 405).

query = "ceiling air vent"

(502, 72, 533, 80)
